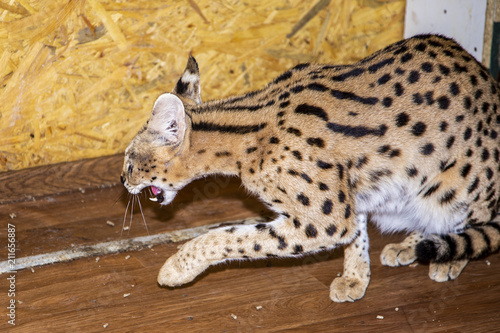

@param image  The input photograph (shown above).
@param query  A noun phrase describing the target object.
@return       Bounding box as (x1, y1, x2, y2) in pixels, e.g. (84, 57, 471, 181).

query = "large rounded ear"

(172, 55, 202, 105)
(147, 93, 187, 145)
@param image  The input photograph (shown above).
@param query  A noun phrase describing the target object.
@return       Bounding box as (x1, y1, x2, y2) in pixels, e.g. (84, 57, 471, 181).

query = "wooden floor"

(1, 155, 499, 332)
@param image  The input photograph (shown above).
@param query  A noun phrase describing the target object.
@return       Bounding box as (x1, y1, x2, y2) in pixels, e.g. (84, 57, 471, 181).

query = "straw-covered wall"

(0, 0, 405, 172)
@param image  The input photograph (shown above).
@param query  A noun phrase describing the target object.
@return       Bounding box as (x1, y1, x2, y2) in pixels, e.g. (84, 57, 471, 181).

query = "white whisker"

(126, 195, 134, 235)
(136, 195, 150, 235)
(122, 195, 132, 238)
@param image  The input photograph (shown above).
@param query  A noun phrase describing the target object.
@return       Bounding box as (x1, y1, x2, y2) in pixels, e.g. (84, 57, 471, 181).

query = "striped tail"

(416, 219, 500, 263)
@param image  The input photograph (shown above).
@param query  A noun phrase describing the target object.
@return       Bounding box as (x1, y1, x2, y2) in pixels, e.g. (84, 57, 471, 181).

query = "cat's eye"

(128, 164, 134, 175)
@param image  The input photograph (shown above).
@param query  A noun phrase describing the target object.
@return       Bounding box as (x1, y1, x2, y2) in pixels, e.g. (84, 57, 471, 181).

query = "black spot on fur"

(369, 169, 392, 182)
(279, 92, 290, 100)
(413, 93, 424, 105)
(331, 165, 343, 183)
(415, 42, 427, 52)
(467, 177, 480, 193)
(475, 89, 483, 100)
(326, 224, 337, 236)
(297, 193, 310, 206)
(420, 143, 435, 155)
(440, 159, 456, 172)
(338, 190, 346, 203)
(449, 82, 460, 96)
(411, 122, 427, 136)
(439, 64, 450, 76)
(377, 145, 391, 154)
(453, 62, 468, 74)
(305, 224, 318, 238)
(287, 127, 302, 136)
(307, 137, 325, 148)
(443, 50, 454, 58)
(481, 148, 490, 162)
(486, 167, 494, 180)
(389, 149, 401, 157)
(344, 204, 351, 219)
(406, 167, 418, 178)
(293, 245, 304, 254)
(440, 189, 456, 204)
(401, 53, 413, 63)
(246, 147, 258, 154)
(319, 182, 329, 191)
(215, 151, 232, 157)
(408, 70, 420, 84)
(482, 102, 490, 114)
(317, 160, 333, 169)
(292, 150, 302, 160)
(437, 95, 451, 109)
(394, 82, 404, 96)
(378, 73, 391, 85)
(446, 136, 455, 149)
(423, 182, 441, 197)
(355, 155, 369, 169)
(395, 112, 410, 127)
(300, 173, 313, 184)
(463, 127, 472, 141)
(463, 96, 472, 110)
(382, 97, 393, 107)
(322, 199, 333, 215)
(279, 101, 290, 108)
(424, 91, 434, 105)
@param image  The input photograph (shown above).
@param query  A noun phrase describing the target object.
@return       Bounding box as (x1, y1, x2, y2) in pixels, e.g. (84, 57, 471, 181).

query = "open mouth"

(149, 186, 165, 203)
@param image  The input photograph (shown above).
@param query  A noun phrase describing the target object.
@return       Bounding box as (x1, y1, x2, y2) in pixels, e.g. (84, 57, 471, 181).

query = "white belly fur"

(355, 180, 467, 236)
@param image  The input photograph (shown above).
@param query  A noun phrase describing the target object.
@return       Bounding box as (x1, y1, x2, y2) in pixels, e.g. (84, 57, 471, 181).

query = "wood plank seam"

(0, 217, 262, 274)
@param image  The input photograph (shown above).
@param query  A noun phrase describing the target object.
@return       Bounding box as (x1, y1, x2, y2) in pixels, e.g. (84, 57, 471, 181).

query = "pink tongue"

(151, 186, 161, 196)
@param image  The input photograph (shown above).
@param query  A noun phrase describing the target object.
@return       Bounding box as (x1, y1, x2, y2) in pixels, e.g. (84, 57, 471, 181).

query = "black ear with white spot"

(172, 55, 201, 105)
(147, 93, 187, 145)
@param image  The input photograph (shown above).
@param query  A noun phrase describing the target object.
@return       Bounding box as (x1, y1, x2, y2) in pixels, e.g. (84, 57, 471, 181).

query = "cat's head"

(121, 56, 201, 205)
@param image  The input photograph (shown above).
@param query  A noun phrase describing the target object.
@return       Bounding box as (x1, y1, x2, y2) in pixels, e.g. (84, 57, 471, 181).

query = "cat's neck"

(183, 95, 272, 178)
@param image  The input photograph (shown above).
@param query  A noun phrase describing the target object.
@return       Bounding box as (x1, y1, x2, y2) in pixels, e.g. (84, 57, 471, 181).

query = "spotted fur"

(122, 35, 500, 302)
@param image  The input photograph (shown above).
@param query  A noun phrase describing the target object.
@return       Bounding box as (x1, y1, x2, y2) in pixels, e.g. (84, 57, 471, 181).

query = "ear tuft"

(172, 55, 201, 105)
(148, 93, 187, 145)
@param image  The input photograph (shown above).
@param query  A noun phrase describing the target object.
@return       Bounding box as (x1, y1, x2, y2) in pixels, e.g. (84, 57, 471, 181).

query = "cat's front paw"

(429, 259, 468, 282)
(380, 243, 417, 267)
(330, 275, 369, 302)
(157, 253, 210, 287)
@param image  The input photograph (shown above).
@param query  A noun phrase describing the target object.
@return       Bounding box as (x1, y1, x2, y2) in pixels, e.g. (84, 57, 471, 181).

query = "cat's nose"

(120, 174, 126, 184)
